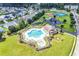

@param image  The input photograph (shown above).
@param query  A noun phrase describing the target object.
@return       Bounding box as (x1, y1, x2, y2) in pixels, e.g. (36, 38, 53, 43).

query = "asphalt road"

(71, 10, 79, 56)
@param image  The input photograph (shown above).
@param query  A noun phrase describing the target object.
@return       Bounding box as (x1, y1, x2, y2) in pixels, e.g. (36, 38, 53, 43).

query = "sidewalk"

(73, 35, 79, 56)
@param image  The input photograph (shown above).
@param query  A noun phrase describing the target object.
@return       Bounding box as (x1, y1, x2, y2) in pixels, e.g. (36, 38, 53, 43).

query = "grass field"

(56, 14, 76, 32)
(0, 33, 76, 56)
(44, 10, 76, 32)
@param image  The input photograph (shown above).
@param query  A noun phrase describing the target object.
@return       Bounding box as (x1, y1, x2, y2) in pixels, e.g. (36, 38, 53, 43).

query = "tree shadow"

(0, 38, 6, 42)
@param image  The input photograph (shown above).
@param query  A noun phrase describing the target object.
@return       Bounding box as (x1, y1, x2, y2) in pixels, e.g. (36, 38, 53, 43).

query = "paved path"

(72, 10, 79, 56)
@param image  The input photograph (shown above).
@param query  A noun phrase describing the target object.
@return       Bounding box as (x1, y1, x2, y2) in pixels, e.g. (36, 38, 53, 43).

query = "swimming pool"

(24, 28, 47, 41)
(54, 13, 66, 16)
(28, 29, 44, 38)
(21, 28, 50, 50)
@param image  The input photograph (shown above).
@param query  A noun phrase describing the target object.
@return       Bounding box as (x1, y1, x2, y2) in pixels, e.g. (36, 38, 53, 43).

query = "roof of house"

(43, 25, 55, 32)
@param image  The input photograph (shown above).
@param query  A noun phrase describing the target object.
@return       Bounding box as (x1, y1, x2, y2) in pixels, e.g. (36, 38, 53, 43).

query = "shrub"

(8, 26, 17, 33)
(32, 10, 45, 21)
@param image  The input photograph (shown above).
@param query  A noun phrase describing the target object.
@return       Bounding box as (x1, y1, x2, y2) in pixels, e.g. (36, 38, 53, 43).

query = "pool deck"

(20, 27, 50, 50)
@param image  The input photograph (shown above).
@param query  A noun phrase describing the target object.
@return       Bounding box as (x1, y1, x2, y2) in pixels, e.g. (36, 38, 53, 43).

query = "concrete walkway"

(73, 35, 79, 56)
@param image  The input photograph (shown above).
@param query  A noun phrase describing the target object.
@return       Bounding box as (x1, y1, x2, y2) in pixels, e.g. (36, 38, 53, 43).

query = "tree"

(8, 26, 17, 33)
(42, 10, 45, 15)
(60, 25, 64, 33)
(0, 32, 3, 40)
(66, 9, 70, 12)
(61, 25, 64, 28)
(25, 12, 28, 15)
(0, 32, 6, 42)
(54, 15, 56, 18)
(27, 19, 34, 24)
(63, 19, 67, 23)
(77, 9, 79, 14)
(32, 10, 45, 21)
(70, 13, 73, 16)
(43, 17, 45, 19)
(70, 24, 73, 28)
(71, 17, 74, 20)
(19, 19, 27, 29)
(21, 19, 26, 26)
(43, 17, 46, 22)
(70, 20, 76, 28)
(40, 3, 64, 10)
(32, 6, 35, 10)
(71, 20, 76, 25)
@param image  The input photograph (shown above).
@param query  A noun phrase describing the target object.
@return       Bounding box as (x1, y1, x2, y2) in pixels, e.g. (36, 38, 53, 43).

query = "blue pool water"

(54, 13, 66, 16)
(28, 29, 44, 38)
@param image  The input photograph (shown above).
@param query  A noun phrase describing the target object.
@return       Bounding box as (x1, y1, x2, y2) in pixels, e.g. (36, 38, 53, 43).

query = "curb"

(69, 37, 77, 56)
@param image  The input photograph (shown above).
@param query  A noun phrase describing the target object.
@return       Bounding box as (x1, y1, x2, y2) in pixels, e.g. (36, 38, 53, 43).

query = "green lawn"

(0, 9, 76, 56)
(0, 33, 76, 56)
(56, 14, 76, 32)
(44, 10, 76, 32)
(0, 26, 9, 32)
